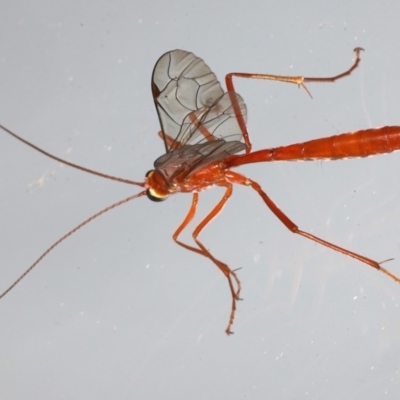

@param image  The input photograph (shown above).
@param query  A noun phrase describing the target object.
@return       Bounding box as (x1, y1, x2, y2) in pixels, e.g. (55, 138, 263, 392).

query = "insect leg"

(172, 186, 241, 334)
(193, 184, 241, 334)
(173, 192, 204, 256)
(224, 48, 363, 154)
(225, 48, 363, 97)
(225, 170, 400, 285)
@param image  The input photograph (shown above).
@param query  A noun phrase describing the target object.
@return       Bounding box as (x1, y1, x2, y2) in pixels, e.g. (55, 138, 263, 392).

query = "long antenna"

(0, 124, 145, 187)
(0, 191, 147, 299)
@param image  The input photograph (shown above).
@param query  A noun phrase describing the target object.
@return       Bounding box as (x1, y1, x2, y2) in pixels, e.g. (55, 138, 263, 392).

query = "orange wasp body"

(2, 48, 400, 334)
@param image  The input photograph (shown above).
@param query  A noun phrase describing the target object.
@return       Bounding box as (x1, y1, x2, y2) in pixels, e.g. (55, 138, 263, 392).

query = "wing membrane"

(152, 50, 247, 152)
(154, 140, 246, 182)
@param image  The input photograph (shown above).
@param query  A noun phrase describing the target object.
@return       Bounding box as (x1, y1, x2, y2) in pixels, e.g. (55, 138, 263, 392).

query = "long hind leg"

(225, 170, 400, 284)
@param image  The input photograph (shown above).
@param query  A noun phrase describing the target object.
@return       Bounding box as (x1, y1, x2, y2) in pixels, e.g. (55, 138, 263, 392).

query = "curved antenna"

(0, 124, 145, 187)
(0, 190, 147, 299)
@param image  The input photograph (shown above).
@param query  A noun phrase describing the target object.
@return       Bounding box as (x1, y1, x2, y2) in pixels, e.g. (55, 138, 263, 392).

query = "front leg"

(172, 186, 242, 335)
(191, 184, 241, 335)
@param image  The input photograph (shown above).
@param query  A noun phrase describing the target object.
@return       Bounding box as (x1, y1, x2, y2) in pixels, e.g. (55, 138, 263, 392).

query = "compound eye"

(146, 189, 167, 202)
(145, 170, 169, 202)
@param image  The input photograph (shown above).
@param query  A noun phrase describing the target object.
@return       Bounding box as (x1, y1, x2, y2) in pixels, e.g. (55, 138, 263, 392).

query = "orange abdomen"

(228, 126, 400, 167)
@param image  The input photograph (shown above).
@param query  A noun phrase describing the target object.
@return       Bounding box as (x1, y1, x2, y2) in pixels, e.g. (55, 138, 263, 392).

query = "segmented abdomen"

(229, 126, 400, 167)
(274, 126, 400, 160)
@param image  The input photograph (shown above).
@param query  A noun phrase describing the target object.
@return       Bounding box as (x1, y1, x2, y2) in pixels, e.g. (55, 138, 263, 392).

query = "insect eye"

(145, 169, 170, 201)
(146, 190, 167, 202)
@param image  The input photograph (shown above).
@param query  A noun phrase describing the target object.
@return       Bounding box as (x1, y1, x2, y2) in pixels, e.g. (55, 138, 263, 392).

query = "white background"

(1, 1, 400, 399)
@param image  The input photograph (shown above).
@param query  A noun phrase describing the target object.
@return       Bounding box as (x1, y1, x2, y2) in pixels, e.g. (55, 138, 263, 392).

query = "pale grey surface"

(1, 1, 400, 399)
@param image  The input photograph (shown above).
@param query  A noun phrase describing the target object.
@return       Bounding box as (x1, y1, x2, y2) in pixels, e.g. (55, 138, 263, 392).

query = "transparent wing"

(154, 139, 246, 182)
(152, 50, 247, 152)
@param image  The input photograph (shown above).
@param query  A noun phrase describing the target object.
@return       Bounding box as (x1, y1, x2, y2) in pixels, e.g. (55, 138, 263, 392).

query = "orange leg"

(173, 186, 241, 334)
(225, 170, 400, 284)
(173, 192, 204, 257)
(225, 48, 363, 154)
